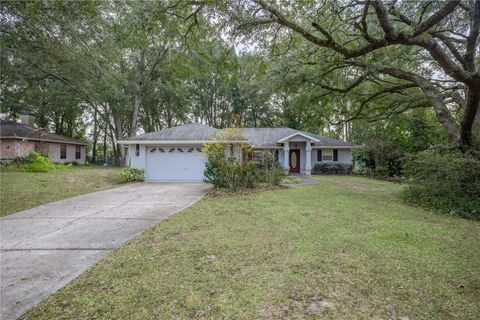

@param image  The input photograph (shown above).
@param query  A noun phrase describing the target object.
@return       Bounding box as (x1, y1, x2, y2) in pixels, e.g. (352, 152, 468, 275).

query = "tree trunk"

(460, 82, 480, 151)
(103, 124, 107, 164)
(130, 50, 145, 137)
(92, 108, 98, 163)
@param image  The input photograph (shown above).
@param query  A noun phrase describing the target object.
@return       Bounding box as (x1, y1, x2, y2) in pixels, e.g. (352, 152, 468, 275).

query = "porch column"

(305, 142, 312, 175)
(283, 143, 290, 175)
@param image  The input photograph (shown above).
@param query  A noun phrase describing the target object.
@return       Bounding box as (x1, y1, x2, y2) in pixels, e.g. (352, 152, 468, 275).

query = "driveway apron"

(0, 182, 210, 320)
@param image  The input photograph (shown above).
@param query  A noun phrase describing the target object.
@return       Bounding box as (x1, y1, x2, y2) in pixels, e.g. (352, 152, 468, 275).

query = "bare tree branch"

(412, 0, 460, 36)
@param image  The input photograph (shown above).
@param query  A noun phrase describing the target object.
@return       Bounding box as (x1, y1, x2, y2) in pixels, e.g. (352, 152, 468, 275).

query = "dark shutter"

(317, 149, 322, 161)
(135, 144, 140, 156)
(333, 149, 338, 161)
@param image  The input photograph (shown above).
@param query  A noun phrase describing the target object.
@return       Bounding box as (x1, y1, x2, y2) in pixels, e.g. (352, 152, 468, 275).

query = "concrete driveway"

(0, 182, 210, 320)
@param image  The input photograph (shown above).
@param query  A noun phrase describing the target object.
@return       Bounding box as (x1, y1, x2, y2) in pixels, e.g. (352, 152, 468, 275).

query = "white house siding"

(128, 144, 146, 169)
(312, 148, 352, 165)
(337, 149, 353, 164)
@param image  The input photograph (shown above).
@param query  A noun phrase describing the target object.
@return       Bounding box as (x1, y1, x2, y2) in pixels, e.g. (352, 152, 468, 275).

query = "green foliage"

(401, 150, 480, 219)
(119, 168, 144, 182)
(5, 151, 71, 172)
(352, 112, 450, 178)
(203, 129, 282, 191)
(22, 151, 56, 172)
(254, 150, 283, 186)
(313, 163, 352, 175)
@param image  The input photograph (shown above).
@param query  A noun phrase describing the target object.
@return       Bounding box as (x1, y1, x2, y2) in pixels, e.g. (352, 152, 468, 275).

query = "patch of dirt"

(306, 300, 335, 313)
(260, 304, 289, 319)
(203, 254, 218, 261)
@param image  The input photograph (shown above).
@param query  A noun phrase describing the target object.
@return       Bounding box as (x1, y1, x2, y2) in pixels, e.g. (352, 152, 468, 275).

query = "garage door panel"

(145, 146, 206, 181)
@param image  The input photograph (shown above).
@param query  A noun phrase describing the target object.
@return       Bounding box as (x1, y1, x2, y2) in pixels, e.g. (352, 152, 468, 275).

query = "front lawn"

(0, 166, 123, 217)
(24, 176, 479, 319)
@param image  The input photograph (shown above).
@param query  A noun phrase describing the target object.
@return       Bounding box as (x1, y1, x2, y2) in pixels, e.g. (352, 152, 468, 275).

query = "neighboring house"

(0, 119, 87, 164)
(118, 123, 359, 182)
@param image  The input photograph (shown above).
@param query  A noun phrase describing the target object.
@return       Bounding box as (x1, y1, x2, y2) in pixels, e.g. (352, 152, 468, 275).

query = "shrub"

(353, 144, 405, 177)
(203, 148, 258, 191)
(255, 150, 283, 186)
(401, 150, 480, 219)
(203, 129, 283, 190)
(20, 151, 56, 172)
(312, 162, 352, 175)
(120, 168, 145, 182)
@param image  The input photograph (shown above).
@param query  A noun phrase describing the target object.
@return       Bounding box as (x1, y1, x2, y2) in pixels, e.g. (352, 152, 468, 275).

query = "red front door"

(289, 149, 300, 173)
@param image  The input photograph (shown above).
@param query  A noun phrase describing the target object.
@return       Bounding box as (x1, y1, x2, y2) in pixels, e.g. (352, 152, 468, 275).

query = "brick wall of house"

(48, 143, 86, 164)
(0, 139, 86, 164)
(0, 139, 36, 160)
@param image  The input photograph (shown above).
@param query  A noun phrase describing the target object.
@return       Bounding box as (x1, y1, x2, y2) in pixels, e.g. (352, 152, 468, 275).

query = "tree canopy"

(1, 0, 478, 163)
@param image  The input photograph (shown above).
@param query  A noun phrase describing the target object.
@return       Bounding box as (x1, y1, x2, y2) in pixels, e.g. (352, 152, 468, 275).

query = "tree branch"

(349, 59, 461, 144)
(465, 0, 480, 71)
(370, 0, 398, 39)
(412, 0, 460, 36)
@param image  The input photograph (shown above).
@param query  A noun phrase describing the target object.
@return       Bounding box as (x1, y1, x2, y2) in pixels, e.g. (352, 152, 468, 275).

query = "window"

(322, 149, 333, 161)
(60, 144, 67, 159)
(135, 144, 140, 156)
(333, 149, 338, 162)
(317, 149, 322, 161)
(35, 143, 49, 157)
(75, 145, 81, 159)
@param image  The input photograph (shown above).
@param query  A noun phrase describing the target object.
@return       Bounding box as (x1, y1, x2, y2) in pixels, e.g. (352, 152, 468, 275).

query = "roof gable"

(277, 132, 320, 143)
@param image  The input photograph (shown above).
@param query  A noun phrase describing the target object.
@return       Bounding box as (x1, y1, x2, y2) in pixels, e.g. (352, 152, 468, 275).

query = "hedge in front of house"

(312, 162, 352, 175)
(120, 168, 145, 182)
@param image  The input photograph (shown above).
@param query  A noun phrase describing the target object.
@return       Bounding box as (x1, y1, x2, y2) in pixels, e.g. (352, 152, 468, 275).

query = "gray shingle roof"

(125, 123, 357, 147)
(0, 120, 87, 145)
(125, 123, 224, 141)
(240, 127, 357, 147)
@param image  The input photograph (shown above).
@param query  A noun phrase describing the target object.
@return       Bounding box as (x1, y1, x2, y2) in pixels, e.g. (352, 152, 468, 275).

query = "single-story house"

(118, 123, 358, 182)
(0, 119, 87, 164)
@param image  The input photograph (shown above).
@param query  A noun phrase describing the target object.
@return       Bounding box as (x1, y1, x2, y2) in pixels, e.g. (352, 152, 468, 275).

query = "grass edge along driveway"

(0, 166, 123, 217)
(23, 176, 480, 320)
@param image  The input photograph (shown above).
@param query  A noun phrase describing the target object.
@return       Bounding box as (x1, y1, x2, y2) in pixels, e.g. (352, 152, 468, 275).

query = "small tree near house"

(203, 128, 283, 190)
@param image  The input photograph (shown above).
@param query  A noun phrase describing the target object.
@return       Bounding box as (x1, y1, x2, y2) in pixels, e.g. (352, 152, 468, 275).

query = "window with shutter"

(322, 149, 333, 161)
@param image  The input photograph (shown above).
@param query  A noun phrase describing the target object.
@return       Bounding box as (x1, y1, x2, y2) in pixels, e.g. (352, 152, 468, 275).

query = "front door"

(289, 149, 300, 173)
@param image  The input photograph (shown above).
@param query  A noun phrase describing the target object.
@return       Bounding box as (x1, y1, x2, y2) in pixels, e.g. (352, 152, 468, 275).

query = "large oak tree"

(238, 0, 479, 152)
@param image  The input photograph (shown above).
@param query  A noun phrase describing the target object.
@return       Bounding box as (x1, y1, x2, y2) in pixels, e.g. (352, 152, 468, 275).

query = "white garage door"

(145, 146, 206, 181)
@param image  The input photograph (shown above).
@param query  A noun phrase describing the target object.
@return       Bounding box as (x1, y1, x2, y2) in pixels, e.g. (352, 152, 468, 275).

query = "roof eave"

(311, 145, 361, 149)
(117, 139, 250, 145)
(0, 136, 88, 145)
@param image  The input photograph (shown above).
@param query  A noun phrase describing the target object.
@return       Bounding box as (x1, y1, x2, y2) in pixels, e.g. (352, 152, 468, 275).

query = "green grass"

(23, 176, 479, 319)
(0, 166, 123, 217)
